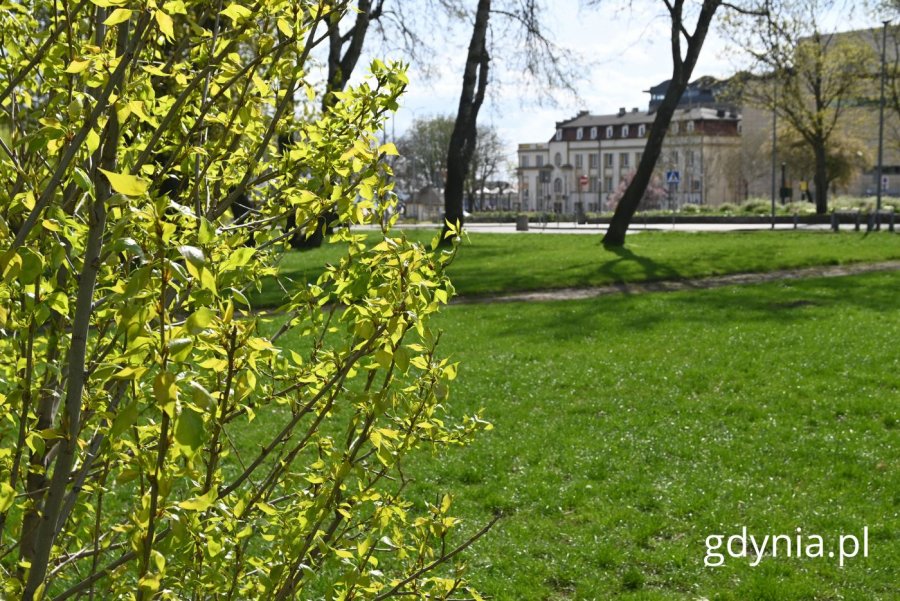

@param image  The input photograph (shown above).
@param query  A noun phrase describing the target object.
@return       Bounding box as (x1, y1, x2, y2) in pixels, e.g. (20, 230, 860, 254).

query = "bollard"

(793, 214, 798, 230)
(855, 211, 860, 232)
(831, 212, 839, 232)
(515, 214, 529, 231)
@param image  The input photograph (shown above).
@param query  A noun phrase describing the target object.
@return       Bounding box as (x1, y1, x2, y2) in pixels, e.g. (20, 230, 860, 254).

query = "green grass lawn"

(361, 271, 897, 600)
(253, 230, 900, 306)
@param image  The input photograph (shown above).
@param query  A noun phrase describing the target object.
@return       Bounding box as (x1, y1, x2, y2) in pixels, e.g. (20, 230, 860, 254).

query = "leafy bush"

(781, 201, 816, 215)
(0, 2, 489, 599)
(741, 200, 772, 215)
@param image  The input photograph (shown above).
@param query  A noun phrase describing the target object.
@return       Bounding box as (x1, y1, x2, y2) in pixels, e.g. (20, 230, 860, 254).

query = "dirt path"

(453, 260, 900, 305)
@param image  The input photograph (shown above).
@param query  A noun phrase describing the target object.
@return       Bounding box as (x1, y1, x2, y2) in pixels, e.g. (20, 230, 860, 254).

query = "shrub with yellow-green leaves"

(0, 1, 490, 599)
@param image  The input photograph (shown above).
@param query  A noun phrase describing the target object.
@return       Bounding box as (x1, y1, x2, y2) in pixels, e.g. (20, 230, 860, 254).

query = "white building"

(517, 105, 743, 213)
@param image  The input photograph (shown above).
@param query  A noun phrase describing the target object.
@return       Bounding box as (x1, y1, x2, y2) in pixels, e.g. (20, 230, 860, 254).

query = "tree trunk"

(602, 0, 720, 246)
(443, 0, 490, 243)
(602, 85, 684, 246)
(813, 141, 829, 214)
(323, 0, 379, 111)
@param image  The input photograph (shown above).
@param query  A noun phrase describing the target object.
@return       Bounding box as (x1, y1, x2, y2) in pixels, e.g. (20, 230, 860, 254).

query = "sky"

(379, 0, 881, 178)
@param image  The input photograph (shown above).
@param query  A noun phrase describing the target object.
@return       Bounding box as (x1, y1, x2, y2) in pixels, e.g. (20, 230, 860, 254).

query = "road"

(371, 221, 836, 234)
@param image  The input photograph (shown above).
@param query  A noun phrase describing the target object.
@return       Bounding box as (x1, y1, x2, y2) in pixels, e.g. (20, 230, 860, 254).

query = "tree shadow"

(484, 271, 900, 343)
(596, 244, 683, 284)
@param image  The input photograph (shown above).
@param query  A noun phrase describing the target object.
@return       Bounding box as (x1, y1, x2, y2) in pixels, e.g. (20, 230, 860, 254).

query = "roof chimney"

(617, 107, 626, 117)
(632, 107, 639, 113)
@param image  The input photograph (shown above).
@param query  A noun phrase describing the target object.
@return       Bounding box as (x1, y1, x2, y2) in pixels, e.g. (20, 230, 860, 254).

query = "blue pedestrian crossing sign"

(666, 170, 681, 184)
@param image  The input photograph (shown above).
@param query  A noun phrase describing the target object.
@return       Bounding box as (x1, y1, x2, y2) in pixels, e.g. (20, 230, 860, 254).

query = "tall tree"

(443, 0, 577, 238)
(596, 0, 766, 246)
(467, 126, 507, 211)
(729, 0, 877, 214)
(599, 0, 727, 245)
(444, 0, 492, 236)
(395, 114, 505, 206)
(396, 115, 457, 191)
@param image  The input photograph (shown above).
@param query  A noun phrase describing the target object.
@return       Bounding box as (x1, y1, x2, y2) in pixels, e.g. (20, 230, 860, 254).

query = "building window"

(589, 153, 598, 169)
(686, 121, 695, 133)
(686, 150, 695, 167)
(692, 179, 701, 192)
(604, 177, 613, 192)
(604, 153, 613, 167)
(638, 124, 646, 137)
(622, 125, 629, 138)
(553, 178, 562, 193)
(590, 127, 598, 140)
(575, 154, 583, 169)
(521, 155, 529, 168)
(672, 122, 680, 135)
(606, 126, 614, 139)
(636, 152, 642, 165)
(619, 152, 629, 168)
(554, 152, 562, 167)
(536, 155, 544, 167)
(589, 177, 598, 193)
(555, 129, 563, 141)
(576, 127, 584, 140)
(672, 150, 679, 165)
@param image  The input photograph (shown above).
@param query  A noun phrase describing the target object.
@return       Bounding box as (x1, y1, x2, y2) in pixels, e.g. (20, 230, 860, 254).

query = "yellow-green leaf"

(378, 142, 399, 156)
(47, 291, 69, 315)
(220, 3, 252, 23)
(65, 59, 91, 74)
(276, 17, 292, 38)
(174, 407, 204, 458)
(0, 482, 15, 513)
(155, 10, 174, 40)
(103, 8, 132, 26)
(179, 488, 216, 511)
(99, 169, 149, 196)
(153, 372, 177, 415)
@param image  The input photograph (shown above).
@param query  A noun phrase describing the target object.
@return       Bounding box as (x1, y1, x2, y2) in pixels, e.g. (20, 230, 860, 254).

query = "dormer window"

(638, 124, 646, 137)
(622, 125, 630, 137)
(555, 129, 563, 141)
(576, 127, 584, 140)
(590, 127, 598, 140)
(606, 126, 614, 139)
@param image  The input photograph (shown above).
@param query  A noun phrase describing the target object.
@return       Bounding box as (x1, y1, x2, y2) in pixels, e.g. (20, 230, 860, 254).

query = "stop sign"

(579, 175, 589, 188)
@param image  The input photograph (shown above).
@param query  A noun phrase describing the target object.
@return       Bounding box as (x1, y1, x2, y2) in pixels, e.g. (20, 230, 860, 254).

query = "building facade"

(517, 104, 743, 213)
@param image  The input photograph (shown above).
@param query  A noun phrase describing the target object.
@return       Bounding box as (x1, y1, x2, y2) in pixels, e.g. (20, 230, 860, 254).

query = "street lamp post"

(877, 20, 890, 229)
(771, 78, 777, 230)
(781, 162, 787, 205)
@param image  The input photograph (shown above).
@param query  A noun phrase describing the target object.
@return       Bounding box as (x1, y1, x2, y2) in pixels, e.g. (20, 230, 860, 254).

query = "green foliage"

(0, 2, 487, 599)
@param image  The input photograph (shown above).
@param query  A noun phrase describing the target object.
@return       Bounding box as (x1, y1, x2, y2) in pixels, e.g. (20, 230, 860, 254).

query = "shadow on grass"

(484, 272, 900, 342)
(597, 244, 683, 284)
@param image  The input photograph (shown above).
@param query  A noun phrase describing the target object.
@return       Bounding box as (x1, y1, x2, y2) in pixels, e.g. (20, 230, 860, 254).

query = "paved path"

(367, 221, 836, 234)
(453, 260, 900, 304)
